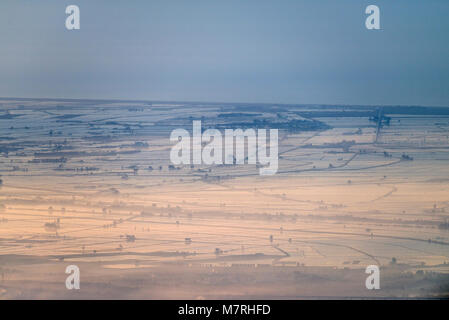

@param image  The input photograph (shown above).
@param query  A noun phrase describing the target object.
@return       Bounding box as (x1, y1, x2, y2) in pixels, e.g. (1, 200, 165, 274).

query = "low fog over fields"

(1, 98, 449, 298)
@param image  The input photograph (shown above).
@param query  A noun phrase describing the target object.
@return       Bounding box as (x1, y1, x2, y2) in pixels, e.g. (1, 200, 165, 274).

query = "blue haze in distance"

(0, 0, 448, 106)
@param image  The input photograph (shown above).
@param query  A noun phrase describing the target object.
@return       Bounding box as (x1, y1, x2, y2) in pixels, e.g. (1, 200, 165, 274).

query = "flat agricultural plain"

(1, 98, 449, 299)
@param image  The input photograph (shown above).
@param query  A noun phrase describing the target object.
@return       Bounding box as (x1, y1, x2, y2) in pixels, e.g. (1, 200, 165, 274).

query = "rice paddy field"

(1, 98, 449, 299)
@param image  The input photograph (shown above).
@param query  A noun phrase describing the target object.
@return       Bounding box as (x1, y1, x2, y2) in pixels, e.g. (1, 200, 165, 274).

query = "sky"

(0, 0, 448, 106)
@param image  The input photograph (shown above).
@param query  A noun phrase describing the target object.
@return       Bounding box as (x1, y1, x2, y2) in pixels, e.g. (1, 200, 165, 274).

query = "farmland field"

(1, 98, 449, 299)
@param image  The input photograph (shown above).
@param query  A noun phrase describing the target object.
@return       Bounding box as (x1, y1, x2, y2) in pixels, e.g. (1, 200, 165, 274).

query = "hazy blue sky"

(0, 0, 448, 106)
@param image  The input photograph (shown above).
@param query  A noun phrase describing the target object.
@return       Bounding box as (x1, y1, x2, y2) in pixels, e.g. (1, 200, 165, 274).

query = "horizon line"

(0, 96, 448, 109)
